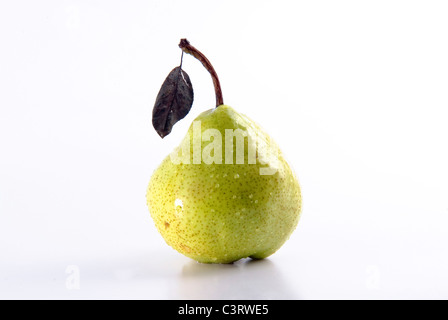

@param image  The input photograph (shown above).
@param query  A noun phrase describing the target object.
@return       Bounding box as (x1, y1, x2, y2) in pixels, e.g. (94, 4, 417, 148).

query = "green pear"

(147, 105, 302, 263)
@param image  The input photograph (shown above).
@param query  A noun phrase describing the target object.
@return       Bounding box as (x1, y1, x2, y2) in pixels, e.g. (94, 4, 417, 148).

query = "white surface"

(1, 1, 448, 300)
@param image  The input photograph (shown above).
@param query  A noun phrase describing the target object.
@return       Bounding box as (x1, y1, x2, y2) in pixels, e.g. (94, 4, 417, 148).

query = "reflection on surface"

(178, 258, 299, 299)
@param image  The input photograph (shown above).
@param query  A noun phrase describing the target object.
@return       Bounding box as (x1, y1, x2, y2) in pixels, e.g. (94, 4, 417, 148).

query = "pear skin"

(147, 105, 302, 264)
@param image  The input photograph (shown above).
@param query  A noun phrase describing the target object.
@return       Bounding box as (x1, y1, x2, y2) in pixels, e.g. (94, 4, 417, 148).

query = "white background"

(1, 0, 447, 300)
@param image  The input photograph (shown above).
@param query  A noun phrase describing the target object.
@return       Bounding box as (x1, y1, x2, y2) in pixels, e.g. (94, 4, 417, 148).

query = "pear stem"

(179, 39, 224, 108)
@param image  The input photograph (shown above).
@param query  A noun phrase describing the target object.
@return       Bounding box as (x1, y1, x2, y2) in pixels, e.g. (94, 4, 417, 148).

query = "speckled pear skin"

(147, 105, 302, 263)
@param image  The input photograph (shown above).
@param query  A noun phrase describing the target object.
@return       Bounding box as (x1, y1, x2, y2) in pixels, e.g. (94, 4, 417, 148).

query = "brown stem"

(179, 39, 224, 108)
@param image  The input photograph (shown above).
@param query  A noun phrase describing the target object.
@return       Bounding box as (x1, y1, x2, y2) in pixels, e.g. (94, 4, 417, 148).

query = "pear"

(147, 39, 302, 263)
(147, 105, 302, 263)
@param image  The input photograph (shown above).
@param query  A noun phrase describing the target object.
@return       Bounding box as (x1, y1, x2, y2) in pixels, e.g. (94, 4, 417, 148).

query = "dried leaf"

(152, 66, 194, 138)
